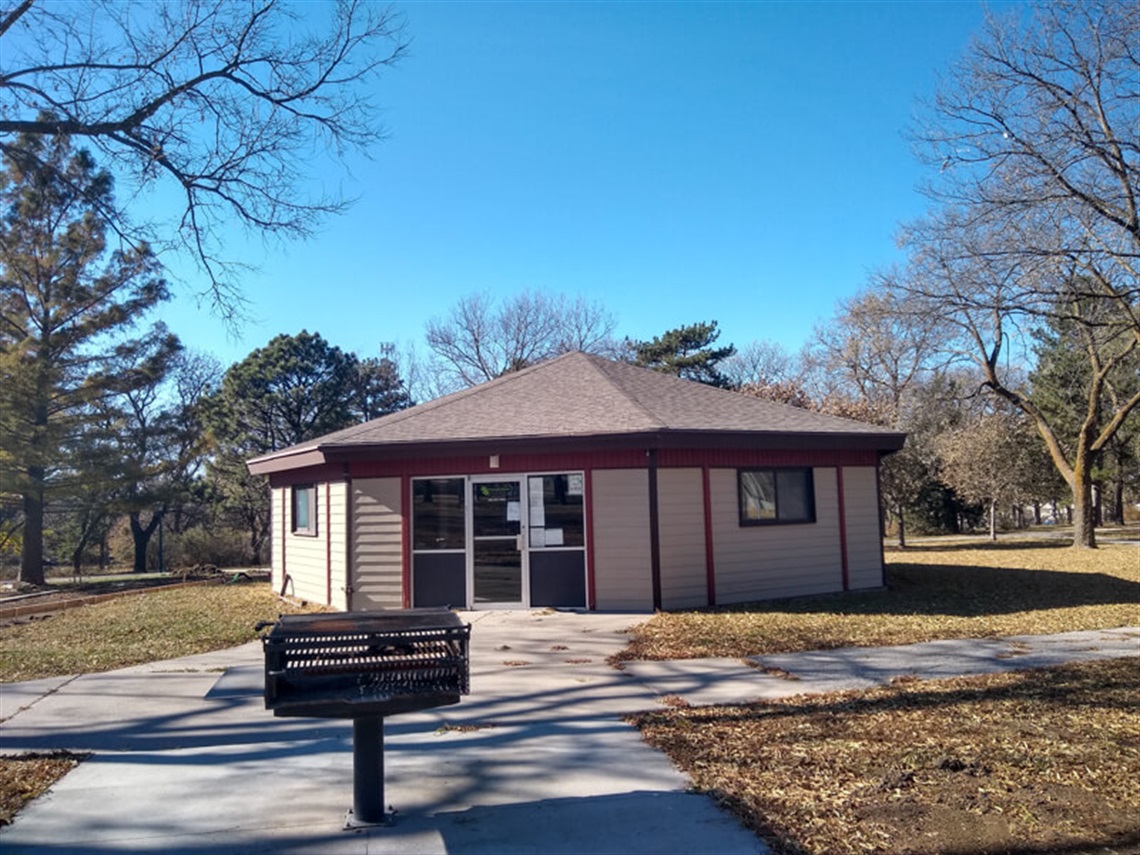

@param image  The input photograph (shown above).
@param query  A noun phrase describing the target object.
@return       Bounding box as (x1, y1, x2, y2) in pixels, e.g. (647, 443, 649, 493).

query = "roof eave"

(247, 447, 327, 476)
(313, 428, 907, 463)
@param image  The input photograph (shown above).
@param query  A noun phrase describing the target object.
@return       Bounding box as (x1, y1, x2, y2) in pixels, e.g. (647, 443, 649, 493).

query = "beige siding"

(283, 483, 329, 605)
(327, 480, 349, 610)
(658, 468, 709, 610)
(270, 487, 285, 593)
(842, 466, 883, 589)
(592, 468, 653, 610)
(710, 467, 843, 603)
(351, 478, 404, 610)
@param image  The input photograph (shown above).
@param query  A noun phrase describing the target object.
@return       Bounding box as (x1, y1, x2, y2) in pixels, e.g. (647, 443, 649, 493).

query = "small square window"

(291, 484, 317, 535)
(738, 468, 815, 525)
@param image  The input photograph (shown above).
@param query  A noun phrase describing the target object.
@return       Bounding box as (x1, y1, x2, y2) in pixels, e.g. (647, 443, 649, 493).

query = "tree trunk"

(69, 509, 102, 576)
(70, 529, 90, 576)
(1111, 474, 1125, 526)
(19, 372, 50, 587)
(896, 504, 906, 549)
(1071, 477, 1097, 549)
(130, 510, 164, 573)
(18, 476, 46, 586)
(1033, 502, 1041, 525)
(989, 500, 997, 541)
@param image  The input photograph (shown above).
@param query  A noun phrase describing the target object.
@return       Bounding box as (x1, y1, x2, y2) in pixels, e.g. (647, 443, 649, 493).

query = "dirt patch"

(0, 752, 87, 825)
(632, 659, 1140, 855)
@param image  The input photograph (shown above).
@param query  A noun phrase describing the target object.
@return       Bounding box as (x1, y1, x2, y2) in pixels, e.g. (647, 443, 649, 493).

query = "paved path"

(0, 610, 764, 855)
(1, 615, 1137, 854)
(622, 626, 1140, 705)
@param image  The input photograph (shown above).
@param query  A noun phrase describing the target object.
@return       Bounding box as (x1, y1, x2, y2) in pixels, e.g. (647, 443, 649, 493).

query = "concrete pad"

(0, 675, 75, 722)
(0, 610, 767, 854)
(3, 724, 757, 854)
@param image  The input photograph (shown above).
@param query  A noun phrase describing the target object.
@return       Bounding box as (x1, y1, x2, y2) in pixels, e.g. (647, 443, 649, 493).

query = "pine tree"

(0, 130, 169, 585)
(629, 321, 736, 388)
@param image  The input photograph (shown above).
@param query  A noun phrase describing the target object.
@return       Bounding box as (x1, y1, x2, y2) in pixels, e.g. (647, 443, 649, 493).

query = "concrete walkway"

(1, 614, 1137, 855)
(622, 626, 1140, 705)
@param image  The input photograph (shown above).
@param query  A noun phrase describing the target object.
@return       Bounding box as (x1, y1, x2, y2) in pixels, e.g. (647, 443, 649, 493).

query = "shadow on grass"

(887, 541, 1076, 553)
(713, 564, 1140, 620)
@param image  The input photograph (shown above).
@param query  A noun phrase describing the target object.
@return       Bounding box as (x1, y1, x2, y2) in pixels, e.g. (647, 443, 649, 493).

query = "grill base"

(345, 716, 391, 828)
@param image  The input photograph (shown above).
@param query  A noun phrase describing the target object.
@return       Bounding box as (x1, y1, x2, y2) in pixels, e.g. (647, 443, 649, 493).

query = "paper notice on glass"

(530, 528, 545, 548)
(567, 474, 584, 496)
(545, 528, 564, 546)
(507, 501, 520, 521)
(528, 479, 546, 527)
(529, 477, 546, 501)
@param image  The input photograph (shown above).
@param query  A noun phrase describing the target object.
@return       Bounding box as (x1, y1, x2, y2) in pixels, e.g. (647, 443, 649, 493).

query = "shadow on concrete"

(0, 660, 660, 757)
(0, 791, 761, 855)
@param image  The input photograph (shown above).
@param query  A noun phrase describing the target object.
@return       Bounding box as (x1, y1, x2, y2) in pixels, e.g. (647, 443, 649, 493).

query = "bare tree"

(807, 284, 951, 413)
(0, 0, 407, 317)
(937, 410, 1039, 541)
(916, 0, 1138, 284)
(901, 0, 1140, 548)
(721, 339, 798, 390)
(802, 282, 953, 545)
(424, 291, 618, 391)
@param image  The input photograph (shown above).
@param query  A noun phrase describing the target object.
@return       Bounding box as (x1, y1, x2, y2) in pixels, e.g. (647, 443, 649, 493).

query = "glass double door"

(471, 478, 525, 605)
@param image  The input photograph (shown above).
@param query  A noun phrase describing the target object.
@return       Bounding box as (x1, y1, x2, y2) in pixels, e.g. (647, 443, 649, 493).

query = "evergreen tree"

(204, 331, 412, 564)
(0, 130, 169, 585)
(629, 321, 736, 388)
(352, 355, 414, 422)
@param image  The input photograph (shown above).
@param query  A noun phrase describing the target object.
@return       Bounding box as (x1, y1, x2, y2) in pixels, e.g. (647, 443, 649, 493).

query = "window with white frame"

(291, 484, 317, 535)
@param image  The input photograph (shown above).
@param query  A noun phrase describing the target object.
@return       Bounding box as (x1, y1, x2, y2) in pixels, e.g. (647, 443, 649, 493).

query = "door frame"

(467, 474, 529, 609)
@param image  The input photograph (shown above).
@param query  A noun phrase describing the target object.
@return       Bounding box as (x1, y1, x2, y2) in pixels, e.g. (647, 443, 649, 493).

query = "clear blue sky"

(161, 1, 1005, 372)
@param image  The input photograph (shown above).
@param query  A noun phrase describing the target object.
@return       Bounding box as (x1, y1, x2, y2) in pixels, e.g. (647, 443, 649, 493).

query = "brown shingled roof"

(248, 351, 905, 472)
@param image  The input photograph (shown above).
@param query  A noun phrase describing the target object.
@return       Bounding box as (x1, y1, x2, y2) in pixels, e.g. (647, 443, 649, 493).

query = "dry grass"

(0, 752, 86, 826)
(0, 581, 322, 683)
(621, 540, 1139, 661)
(633, 658, 1140, 855)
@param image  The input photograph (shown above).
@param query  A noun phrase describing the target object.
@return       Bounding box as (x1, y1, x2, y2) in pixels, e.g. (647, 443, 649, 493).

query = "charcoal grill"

(259, 609, 470, 826)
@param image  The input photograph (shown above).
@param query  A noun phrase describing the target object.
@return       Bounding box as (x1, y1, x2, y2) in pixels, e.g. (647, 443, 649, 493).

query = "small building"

(247, 352, 905, 612)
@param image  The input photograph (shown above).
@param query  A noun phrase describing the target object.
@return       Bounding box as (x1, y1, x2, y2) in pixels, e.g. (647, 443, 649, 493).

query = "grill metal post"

(351, 716, 386, 826)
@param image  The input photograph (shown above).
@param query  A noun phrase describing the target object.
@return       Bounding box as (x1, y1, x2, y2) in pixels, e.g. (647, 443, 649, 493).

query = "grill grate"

(261, 610, 470, 718)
